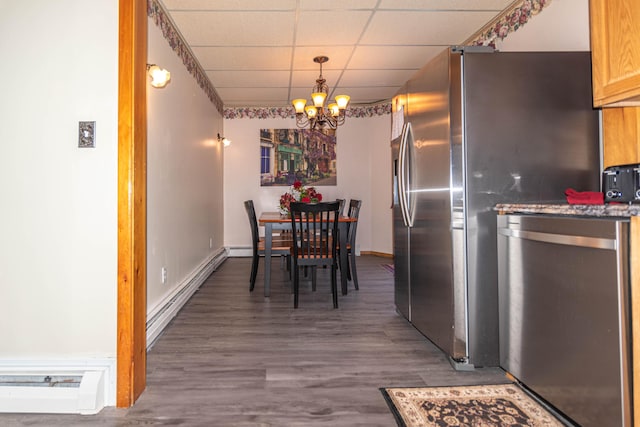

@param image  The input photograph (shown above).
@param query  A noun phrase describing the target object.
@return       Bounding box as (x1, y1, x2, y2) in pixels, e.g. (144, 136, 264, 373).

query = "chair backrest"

(336, 198, 345, 217)
(346, 199, 362, 246)
(243, 200, 259, 252)
(290, 201, 340, 263)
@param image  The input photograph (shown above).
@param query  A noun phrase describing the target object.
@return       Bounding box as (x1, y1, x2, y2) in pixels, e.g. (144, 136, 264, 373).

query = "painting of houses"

(260, 128, 337, 186)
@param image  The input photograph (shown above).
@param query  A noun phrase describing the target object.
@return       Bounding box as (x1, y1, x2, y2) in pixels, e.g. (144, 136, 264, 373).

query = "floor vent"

(0, 371, 105, 414)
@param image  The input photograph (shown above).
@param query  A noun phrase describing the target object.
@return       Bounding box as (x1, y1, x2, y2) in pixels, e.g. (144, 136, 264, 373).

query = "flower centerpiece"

(279, 180, 323, 215)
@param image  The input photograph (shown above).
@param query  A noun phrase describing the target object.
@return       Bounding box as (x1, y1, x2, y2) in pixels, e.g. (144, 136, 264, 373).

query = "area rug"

(380, 384, 564, 427)
(381, 263, 394, 273)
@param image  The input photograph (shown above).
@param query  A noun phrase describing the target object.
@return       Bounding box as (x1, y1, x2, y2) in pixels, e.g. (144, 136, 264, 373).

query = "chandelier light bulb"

(292, 99, 307, 113)
(305, 105, 318, 118)
(335, 95, 350, 109)
(311, 92, 327, 108)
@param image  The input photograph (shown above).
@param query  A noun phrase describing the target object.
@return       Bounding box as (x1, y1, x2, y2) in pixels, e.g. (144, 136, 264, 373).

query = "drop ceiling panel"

(292, 46, 354, 70)
(339, 69, 417, 87)
(377, 0, 514, 10)
(291, 70, 343, 88)
(216, 87, 291, 106)
(169, 11, 296, 46)
(349, 45, 446, 69)
(300, 0, 379, 10)
(192, 47, 292, 71)
(155, 0, 533, 107)
(296, 11, 373, 46)
(161, 0, 296, 10)
(206, 70, 291, 88)
(338, 86, 401, 104)
(362, 10, 501, 45)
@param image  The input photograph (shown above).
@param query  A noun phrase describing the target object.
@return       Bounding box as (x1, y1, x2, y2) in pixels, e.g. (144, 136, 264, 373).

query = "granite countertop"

(495, 202, 640, 217)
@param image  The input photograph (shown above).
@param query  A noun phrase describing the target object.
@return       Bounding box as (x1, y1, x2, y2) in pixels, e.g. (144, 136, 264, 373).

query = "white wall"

(223, 114, 392, 255)
(497, 0, 590, 51)
(146, 19, 225, 314)
(0, 0, 118, 357)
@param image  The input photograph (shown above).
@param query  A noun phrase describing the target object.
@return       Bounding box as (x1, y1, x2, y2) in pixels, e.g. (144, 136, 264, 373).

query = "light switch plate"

(78, 121, 96, 148)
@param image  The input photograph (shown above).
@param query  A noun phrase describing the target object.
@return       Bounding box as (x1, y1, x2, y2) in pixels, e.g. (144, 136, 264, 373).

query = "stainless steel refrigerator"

(391, 47, 600, 368)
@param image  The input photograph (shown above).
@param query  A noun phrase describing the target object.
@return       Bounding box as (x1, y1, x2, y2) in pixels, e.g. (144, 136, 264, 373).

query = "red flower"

(279, 182, 323, 214)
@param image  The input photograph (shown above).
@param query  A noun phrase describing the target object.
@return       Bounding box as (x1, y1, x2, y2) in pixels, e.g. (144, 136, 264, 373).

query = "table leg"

(264, 223, 272, 297)
(339, 222, 349, 295)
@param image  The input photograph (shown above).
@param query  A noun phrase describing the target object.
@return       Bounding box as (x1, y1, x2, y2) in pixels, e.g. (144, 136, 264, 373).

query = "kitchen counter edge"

(494, 203, 640, 217)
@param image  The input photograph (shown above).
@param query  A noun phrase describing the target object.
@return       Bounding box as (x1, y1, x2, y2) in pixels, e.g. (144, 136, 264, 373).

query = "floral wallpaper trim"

(465, 0, 553, 47)
(223, 103, 391, 120)
(147, 0, 224, 115)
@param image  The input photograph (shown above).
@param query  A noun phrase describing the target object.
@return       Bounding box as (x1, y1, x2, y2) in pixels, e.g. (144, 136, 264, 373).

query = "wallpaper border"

(147, 0, 551, 119)
(223, 103, 392, 120)
(147, 0, 224, 115)
(465, 0, 553, 47)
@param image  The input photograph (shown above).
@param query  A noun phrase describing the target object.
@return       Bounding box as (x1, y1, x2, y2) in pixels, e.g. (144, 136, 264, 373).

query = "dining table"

(258, 211, 357, 298)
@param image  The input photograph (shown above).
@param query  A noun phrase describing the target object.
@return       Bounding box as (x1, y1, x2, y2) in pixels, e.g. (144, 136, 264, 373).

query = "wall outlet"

(209, 237, 213, 249)
(161, 267, 167, 284)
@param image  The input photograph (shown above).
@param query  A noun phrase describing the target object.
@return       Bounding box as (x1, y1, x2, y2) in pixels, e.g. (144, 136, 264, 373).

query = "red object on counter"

(564, 188, 604, 205)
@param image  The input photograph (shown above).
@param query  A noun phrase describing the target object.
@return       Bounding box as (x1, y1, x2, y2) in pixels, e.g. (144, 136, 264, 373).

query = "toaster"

(602, 163, 640, 203)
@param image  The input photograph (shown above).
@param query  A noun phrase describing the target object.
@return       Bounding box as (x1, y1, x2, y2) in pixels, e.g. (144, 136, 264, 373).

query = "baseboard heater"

(0, 371, 105, 414)
(146, 247, 228, 348)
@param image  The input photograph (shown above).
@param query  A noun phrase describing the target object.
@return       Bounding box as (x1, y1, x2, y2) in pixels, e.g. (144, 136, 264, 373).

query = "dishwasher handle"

(497, 228, 617, 251)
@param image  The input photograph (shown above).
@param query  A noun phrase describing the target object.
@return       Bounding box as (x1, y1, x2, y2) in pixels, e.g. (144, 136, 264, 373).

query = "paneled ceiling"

(159, 0, 518, 107)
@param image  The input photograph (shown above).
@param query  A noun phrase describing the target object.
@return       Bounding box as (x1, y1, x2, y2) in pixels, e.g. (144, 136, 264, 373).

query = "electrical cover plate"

(78, 121, 96, 148)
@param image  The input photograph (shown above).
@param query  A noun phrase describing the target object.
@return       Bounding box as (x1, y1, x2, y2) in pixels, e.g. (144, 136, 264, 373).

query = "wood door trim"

(117, 0, 147, 407)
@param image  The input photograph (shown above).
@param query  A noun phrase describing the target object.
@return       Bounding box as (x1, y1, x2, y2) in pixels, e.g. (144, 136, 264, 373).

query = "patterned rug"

(381, 263, 394, 273)
(381, 384, 564, 427)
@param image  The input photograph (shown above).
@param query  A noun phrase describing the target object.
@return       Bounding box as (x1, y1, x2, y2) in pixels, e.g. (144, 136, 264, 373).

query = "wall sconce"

(147, 64, 171, 88)
(218, 133, 231, 147)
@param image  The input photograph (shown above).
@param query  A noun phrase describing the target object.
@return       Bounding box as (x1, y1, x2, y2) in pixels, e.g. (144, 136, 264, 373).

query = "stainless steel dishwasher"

(497, 214, 632, 427)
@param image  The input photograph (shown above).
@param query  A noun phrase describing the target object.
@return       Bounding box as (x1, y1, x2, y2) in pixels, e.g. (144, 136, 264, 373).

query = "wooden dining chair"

(244, 200, 291, 292)
(341, 199, 362, 290)
(289, 201, 341, 308)
(336, 198, 345, 217)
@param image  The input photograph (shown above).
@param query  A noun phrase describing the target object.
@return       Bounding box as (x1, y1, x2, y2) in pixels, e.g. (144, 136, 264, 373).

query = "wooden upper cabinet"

(590, 0, 640, 107)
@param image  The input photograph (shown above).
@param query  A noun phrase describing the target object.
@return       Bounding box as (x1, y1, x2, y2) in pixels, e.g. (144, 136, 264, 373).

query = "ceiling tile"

(296, 11, 372, 46)
(300, 0, 379, 10)
(292, 46, 354, 70)
(161, 0, 296, 10)
(349, 45, 445, 69)
(217, 87, 290, 106)
(377, 0, 513, 10)
(339, 86, 401, 104)
(206, 70, 291, 88)
(170, 11, 295, 46)
(339, 69, 417, 87)
(361, 10, 501, 45)
(291, 69, 343, 88)
(192, 47, 293, 71)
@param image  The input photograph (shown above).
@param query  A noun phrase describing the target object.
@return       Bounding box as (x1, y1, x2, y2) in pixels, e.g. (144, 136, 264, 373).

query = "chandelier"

(291, 56, 350, 130)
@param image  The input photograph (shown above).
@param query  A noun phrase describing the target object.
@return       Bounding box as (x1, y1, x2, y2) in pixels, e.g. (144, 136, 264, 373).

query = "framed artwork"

(260, 128, 337, 186)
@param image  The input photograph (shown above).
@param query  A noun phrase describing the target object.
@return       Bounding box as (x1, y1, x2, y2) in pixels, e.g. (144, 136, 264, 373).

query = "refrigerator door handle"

(398, 123, 413, 227)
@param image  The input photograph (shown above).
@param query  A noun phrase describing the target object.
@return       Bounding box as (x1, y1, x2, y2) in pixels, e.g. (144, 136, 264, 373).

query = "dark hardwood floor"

(0, 255, 507, 426)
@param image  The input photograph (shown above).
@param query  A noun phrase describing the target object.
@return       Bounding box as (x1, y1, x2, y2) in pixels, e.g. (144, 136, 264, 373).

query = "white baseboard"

(227, 246, 252, 257)
(228, 246, 292, 258)
(146, 247, 228, 348)
(0, 359, 115, 414)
